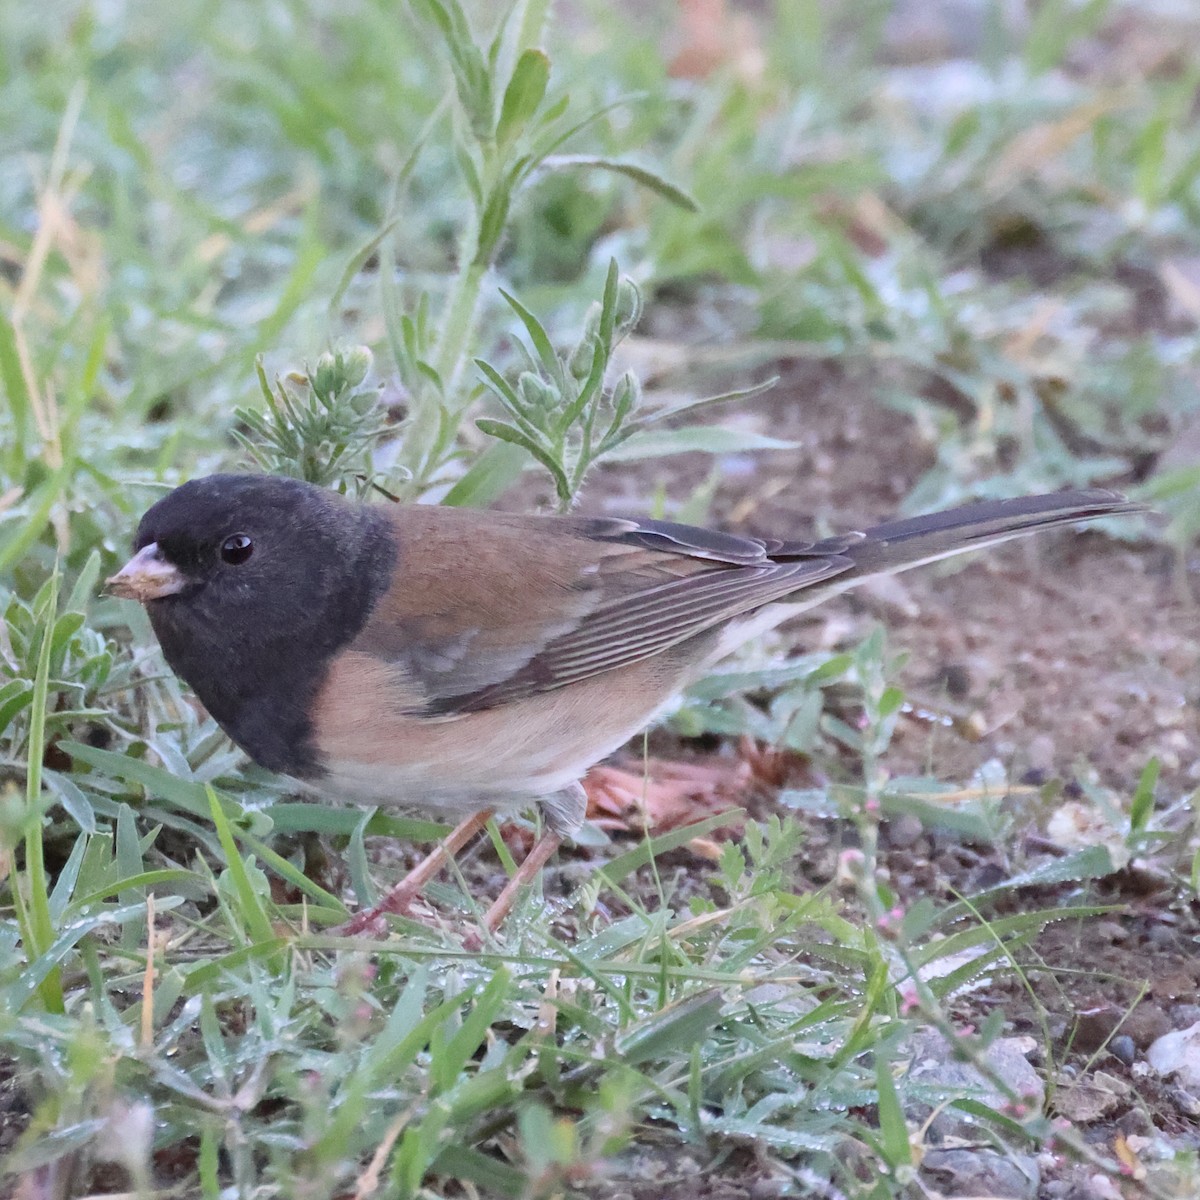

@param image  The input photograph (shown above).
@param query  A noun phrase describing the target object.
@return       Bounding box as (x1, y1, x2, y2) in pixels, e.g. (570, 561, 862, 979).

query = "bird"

(105, 474, 1142, 934)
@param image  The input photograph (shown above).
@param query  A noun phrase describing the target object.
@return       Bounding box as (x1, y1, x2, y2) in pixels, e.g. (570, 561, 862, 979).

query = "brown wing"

(340, 488, 1138, 717)
(349, 505, 852, 715)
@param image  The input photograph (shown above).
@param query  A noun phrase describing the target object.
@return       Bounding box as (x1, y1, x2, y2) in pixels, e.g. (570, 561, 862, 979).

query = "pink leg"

(468, 782, 585, 942)
(338, 809, 494, 936)
(479, 830, 563, 934)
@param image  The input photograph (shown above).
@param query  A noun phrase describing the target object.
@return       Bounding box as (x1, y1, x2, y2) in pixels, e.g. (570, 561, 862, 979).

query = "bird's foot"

(462, 783, 584, 945)
(335, 808, 494, 938)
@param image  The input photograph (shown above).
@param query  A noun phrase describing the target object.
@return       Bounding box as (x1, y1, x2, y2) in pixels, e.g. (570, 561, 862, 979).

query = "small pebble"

(886, 813, 924, 849)
(1109, 1035, 1136, 1066)
(750, 1179, 785, 1200)
(1026, 734, 1056, 773)
(935, 661, 972, 699)
(1123, 1002, 1172, 1049)
(1168, 1086, 1200, 1117)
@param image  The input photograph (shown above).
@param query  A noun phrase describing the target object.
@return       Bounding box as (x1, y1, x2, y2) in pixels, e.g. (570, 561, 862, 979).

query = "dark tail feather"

(825, 488, 1145, 578)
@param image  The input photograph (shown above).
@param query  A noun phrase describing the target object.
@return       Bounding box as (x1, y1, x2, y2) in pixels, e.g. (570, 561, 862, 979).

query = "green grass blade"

(206, 786, 282, 956)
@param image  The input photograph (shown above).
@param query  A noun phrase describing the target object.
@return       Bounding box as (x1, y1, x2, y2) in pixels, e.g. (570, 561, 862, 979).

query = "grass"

(2, 0, 1200, 1196)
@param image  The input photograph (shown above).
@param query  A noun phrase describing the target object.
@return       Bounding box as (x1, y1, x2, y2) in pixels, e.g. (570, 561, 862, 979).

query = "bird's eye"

(220, 533, 254, 565)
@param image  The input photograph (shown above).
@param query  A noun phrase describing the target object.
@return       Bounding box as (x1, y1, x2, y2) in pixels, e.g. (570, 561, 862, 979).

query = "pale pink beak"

(105, 543, 187, 602)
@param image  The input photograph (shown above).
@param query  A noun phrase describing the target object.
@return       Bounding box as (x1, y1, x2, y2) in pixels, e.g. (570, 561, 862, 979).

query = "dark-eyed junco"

(106, 474, 1140, 932)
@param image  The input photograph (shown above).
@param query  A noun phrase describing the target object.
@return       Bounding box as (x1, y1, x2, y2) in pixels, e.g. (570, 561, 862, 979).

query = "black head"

(125, 474, 371, 605)
(109, 474, 395, 775)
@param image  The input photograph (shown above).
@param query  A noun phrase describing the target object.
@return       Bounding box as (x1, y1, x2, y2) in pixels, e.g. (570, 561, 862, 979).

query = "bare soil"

(558, 357, 1200, 1199)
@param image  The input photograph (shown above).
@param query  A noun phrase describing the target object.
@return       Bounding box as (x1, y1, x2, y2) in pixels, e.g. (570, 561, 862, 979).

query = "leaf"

(544, 154, 699, 211)
(916, 905, 1109, 969)
(346, 807, 376, 910)
(179, 938, 293, 990)
(998, 846, 1117, 892)
(875, 1055, 912, 1168)
(599, 810, 744, 884)
(476, 418, 570, 501)
(878, 787, 995, 841)
(65, 549, 103, 615)
(777, 788, 840, 818)
(44, 769, 96, 834)
(266, 802, 447, 841)
(329, 215, 400, 315)
(602, 425, 798, 460)
(498, 288, 559, 373)
(1129, 758, 1159, 836)
(0, 308, 30, 457)
(435, 967, 511, 1091)
(596, 256, 620, 353)
(49, 611, 85, 668)
(474, 173, 514, 265)
(412, 0, 491, 136)
(0, 1120, 109, 1174)
(921, 944, 1006, 1000)
(474, 358, 526, 414)
(699, 1116, 835, 1155)
(615, 988, 724, 1065)
(630, 376, 779, 428)
(0, 680, 34, 738)
(559, 329, 606, 431)
(530, 93, 639, 163)
(410, 0, 452, 38)
(442, 441, 527, 508)
(47, 833, 88, 919)
(207, 786, 280, 956)
(496, 49, 550, 145)
(5, 899, 179, 1014)
(0, 465, 70, 574)
(71, 868, 204, 912)
(20, 568, 61, 1010)
(61, 741, 214, 817)
(432, 1146, 524, 1198)
(238, 832, 347, 916)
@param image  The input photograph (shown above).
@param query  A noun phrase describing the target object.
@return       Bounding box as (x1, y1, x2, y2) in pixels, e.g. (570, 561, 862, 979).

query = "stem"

(425, 0, 552, 468)
(20, 571, 64, 1012)
(432, 258, 487, 397)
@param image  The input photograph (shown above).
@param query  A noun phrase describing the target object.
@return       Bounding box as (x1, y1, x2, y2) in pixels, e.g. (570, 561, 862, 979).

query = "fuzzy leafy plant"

(240, 256, 782, 510)
(234, 347, 384, 492)
(359, 0, 701, 504)
(238, 0, 789, 510)
(474, 259, 776, 509)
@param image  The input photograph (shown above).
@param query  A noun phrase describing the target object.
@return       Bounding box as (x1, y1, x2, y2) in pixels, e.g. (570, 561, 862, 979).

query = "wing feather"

(427, 555, 849, 712)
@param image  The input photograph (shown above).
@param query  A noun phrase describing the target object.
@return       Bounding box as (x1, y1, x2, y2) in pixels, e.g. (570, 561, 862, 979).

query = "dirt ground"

(543, 358, 1200, 1199)
(758, 364, 1193, 797)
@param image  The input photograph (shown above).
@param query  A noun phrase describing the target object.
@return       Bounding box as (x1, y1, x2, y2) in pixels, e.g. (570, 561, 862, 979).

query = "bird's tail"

(818, 488, 1144, 579)
(701, 488, 1143, 667)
